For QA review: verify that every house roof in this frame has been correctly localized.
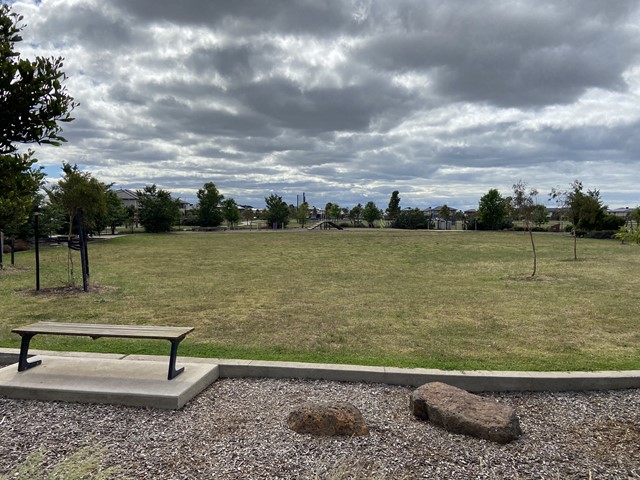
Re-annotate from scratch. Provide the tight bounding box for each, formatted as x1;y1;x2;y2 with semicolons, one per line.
114;189;138;200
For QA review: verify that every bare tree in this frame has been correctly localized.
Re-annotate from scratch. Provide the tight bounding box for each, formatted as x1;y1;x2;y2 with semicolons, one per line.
511;180;538;277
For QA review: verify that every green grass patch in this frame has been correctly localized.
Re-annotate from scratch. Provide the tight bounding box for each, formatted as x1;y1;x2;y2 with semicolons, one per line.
1;230;639;371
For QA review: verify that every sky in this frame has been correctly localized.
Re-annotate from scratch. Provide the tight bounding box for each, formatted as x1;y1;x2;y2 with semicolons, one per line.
8;0;640;210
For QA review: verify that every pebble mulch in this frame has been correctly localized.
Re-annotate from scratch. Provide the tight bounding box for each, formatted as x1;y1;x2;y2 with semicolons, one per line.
1;377;639;479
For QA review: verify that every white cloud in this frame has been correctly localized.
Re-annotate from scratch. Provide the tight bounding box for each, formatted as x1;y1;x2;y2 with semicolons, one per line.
9;0;640;209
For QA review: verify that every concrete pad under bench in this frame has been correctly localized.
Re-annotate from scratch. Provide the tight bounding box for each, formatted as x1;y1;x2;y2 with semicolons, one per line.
0;356;219;409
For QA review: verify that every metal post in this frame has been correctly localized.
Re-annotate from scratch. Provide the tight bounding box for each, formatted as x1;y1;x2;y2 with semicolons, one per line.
34;208;40;291
76;208;89;292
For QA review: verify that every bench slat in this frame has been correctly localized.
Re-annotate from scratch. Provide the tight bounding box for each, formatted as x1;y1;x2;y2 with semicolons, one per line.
12;322;194;341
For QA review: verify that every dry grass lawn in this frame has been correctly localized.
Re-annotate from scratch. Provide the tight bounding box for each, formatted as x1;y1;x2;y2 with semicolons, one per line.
1;229;638;371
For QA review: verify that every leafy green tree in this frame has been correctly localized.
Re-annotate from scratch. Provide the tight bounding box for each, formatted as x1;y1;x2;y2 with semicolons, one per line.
532;204;549;227
477;189;509;230
46;164;107;284
137;184;181;233
296;202;309;227
46;163;107;236
242;207;254;226
1;5;76;265
328;203;341;221
1;5;77;154
439;205;451;222
393;208;427;229
196;182;224;227
362;201;382;227
221;198;240;229
104;189;127;235
631;207;640;229
264;194;289;228
511;180;539;277
550;180;605;260
387;191;401;221
349;203;363;226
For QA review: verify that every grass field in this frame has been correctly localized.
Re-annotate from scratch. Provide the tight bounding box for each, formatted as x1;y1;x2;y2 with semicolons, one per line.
1;229;639;371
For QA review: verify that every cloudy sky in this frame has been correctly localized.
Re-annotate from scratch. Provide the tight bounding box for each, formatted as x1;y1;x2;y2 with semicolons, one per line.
10;0;640;210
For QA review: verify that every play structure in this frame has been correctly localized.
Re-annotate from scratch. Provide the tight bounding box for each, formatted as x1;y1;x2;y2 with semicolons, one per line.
307;220;343;230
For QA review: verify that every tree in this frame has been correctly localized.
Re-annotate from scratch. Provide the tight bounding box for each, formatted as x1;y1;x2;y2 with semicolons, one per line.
477;189;509;230
392;208;427;229
0;155;44;268
196;182;224;227
1;5;76;266
137;185;181;233
328;203;341;222
439;205;451;222
511;180;539;277
45;164;107;284
221;198;240;229
550;180;605;260
532;204;549;227
103;189;126;235
46;163;107;237
264;194;289;228
349;203;363;226
387;191;401;221
631;207;640;229
296;202;309;227
362;201;382;227
1;5;77;155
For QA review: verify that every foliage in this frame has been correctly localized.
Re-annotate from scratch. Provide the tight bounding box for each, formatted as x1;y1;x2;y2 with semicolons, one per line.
362;201;382;227
46;163;107;236
264;194;289;228
392;208;429;229
439;204;451;221
104;189;126;235
349;203;363;225
136;184;181;233
550;180;606;260
0;5;77;155
532;204;549;226
296;202;309;227
631;207;640;228
0;152;44;237
477;189;509;230
0;5;76;245
328;203;341;221
511;180;539;277
221;198;240;229
386;190;401;220
196;182;224;227
614;226;640;244
243;206;255;225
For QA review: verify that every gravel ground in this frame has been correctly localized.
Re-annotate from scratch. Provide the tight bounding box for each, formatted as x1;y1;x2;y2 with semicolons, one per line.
1;377;639;479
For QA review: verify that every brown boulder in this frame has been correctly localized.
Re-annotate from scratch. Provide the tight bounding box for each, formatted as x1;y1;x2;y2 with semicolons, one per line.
410;382;521;444
2;239;30;253
287;402;369;436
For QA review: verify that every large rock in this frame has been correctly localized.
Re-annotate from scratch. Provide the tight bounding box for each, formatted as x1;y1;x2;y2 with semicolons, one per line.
287;402;369;436
410;382;521;444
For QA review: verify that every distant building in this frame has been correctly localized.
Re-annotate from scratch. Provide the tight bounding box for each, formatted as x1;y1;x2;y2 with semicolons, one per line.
114;189;139;209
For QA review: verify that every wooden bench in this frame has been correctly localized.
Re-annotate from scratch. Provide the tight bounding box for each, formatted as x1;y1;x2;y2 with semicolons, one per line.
12;322;195;380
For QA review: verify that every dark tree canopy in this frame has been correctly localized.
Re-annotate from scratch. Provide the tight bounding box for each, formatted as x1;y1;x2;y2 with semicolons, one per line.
137;184;181;233
197;182;224;227
387;191;401;220
477;189;509;230
362;201;382;227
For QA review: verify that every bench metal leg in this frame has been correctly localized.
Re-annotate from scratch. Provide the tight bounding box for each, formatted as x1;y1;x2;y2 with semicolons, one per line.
17;334;42;372
167;339;185;380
